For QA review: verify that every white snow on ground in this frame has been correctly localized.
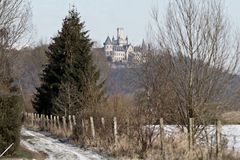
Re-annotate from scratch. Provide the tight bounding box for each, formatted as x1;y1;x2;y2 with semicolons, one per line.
192;125;240;150
147;125;240;150
222;125;240;150
21;128;106;160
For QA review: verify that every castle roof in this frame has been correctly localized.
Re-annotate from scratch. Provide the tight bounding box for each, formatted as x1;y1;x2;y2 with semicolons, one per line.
134;46;142;52
104;36;112;45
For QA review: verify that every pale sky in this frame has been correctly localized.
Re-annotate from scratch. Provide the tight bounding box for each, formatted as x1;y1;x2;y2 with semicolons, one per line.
31;0;240;46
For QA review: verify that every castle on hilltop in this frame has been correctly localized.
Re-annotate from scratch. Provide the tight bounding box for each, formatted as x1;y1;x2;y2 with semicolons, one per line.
103;28;147;63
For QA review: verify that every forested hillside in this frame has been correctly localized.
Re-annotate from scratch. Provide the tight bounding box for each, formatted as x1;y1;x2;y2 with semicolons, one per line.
10;46;240;112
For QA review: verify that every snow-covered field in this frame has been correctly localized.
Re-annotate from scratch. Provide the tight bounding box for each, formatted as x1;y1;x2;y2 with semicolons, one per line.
150;125;240;150
222;125;240;150
21;128;106;160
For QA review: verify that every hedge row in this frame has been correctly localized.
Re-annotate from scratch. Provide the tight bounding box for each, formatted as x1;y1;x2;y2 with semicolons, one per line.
0;93;23;155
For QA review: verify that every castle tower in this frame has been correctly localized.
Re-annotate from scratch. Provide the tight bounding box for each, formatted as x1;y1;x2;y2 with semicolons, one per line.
103;36;112;56
117;28;127;46
142;39;147;51
117;27;124;39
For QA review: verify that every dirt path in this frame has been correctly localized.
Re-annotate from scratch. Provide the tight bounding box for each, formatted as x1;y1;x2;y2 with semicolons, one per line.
20;128;105;160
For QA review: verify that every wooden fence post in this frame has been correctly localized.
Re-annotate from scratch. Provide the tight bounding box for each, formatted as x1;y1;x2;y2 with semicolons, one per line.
160;118;165;157
46;115;49;131
72;115;76;126
50;115;53;132
40;114;43;129
26;112;28;127
69;115;73;134
90;117;95;139
113;117;118;144
33;113;36;127
43;114;46;130
31;113;34;127
53;116;57;134
82;119;85;133
56;116;60;134
62;116;67;135
24;112;27;126
189;118;193;152
101;117;105;129
25;112;29;126
216;120;222;160
25;112;28;126
35;113;38;127
36;114;39;128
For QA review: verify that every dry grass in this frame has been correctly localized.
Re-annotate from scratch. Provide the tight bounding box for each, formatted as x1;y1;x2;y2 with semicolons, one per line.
2;145;46;160
86;131;240;160
221;111;240;124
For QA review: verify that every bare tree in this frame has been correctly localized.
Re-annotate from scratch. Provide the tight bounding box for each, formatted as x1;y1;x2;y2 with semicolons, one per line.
91;48;110;83
147;0;240;137
0;0;31;91
0;0;31;48
53;82;79;117
135;51;174;116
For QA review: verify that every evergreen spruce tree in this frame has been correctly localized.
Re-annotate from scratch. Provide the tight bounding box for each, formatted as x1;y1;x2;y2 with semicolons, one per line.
33;9;105;115
33;28;67;115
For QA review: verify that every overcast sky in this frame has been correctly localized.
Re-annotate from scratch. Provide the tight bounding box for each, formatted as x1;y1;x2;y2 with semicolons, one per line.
31;0;240;46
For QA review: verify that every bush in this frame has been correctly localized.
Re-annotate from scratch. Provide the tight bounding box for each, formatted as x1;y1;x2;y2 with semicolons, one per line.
0;93;23;155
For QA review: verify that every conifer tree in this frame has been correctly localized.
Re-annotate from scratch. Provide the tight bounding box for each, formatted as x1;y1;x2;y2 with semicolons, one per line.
33;9;105;115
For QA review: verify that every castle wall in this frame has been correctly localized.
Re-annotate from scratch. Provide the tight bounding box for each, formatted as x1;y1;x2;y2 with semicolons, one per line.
104;44;112;56
112;51;126;62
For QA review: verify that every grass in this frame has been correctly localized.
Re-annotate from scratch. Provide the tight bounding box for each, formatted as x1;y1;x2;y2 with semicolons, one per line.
2;146;34;159
12;147;34;159
221;111;240;124
1;146;46;160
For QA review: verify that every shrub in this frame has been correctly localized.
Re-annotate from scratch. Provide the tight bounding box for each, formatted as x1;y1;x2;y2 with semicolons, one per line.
0;93;23;156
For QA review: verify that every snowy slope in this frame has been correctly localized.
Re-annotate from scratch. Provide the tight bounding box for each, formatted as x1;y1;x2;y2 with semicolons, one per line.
21;128;106;160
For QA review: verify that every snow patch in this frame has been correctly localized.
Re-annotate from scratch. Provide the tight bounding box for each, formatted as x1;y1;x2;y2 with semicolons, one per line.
21;128;105;160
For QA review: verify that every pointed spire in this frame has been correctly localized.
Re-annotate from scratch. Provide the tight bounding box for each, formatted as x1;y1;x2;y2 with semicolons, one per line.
142;39;147;50
104;36;112;45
